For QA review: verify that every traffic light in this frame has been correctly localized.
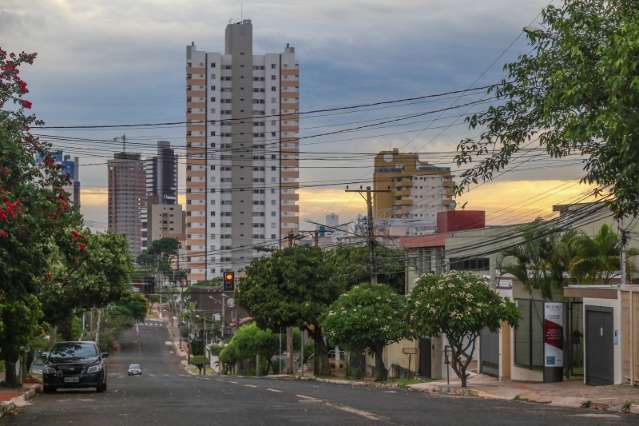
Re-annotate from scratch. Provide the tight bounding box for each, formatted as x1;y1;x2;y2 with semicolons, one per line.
223;271;235;292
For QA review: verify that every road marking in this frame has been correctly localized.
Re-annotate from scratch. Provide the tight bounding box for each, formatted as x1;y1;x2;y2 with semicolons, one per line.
243;384;258;388
266;388;283;393
149;373;156;377
573;414;620;419
296;394;319;401
230;381;238;384
323;401;380;421
296;394;380;421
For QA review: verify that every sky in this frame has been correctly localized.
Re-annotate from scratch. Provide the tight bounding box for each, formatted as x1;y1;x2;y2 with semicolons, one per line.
2;0;596;231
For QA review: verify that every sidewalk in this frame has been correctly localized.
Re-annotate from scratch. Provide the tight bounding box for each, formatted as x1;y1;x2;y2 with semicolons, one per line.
0;381;41;419
409;374;639;414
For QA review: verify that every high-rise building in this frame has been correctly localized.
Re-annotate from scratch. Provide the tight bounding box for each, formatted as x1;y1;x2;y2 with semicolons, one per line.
108;152;147;255
185;20;299;282
145;141;185;243
48;150;80;206
373;149;454;236
145;141;178;205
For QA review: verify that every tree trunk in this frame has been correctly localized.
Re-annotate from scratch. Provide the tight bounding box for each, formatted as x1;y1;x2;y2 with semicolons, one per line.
373;343;387;382
312;329;330;377
3;351;20;387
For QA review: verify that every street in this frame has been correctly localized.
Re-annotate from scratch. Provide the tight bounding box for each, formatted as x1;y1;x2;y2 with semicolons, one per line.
1;322;634;425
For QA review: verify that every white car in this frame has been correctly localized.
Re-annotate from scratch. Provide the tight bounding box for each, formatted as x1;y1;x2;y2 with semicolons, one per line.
127;364;142;376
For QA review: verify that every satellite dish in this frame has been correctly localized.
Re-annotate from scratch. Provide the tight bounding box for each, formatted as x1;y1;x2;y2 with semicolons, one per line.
227;297;235;308
449;200;457;209
383;153;393;163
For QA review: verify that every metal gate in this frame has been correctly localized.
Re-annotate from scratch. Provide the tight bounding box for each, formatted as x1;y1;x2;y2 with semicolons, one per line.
480;327;499;377
585;306;614;385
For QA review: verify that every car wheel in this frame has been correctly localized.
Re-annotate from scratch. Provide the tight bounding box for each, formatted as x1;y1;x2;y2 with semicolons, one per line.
43;385;56;394
96;382;107;393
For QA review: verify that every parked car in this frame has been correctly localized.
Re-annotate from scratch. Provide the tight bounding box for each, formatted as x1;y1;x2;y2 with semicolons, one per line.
42;341;108;393
128;363;142;376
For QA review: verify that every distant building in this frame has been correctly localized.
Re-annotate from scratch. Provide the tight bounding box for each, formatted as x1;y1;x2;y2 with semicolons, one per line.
185;20;300;282
145;141;185;242
145;141;178;205
326;213;339;229
49;150;80;206
108;152;146;255
373;148;454;236
148;203;185;242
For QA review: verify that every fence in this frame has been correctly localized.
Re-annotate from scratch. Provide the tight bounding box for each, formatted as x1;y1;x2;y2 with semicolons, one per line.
621;288;639;384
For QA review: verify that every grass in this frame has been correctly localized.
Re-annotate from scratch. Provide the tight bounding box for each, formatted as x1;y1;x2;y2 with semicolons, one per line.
385;377;432;388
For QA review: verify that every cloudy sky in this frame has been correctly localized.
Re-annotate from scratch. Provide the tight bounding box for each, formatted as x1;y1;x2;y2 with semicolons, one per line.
2;0;594;230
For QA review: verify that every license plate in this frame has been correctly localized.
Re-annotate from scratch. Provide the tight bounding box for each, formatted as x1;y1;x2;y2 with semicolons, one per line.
64;376;80;383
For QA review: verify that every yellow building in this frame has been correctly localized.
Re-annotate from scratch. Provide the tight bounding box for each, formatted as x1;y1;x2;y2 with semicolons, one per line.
373;149;454;235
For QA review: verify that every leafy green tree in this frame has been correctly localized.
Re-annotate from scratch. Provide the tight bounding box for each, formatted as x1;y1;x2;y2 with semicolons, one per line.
502;225;580;299
322;284;408;381
571;224;638;283
0;48;82;386
238;245;341;376
136;237;179;276
407;272;519;387
39;231;134;339
454;0;639;217
326;245;406;294
218;323;278;375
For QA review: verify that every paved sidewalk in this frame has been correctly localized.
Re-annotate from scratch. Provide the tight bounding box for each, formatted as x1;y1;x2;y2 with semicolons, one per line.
0;383;41;419
409;374;639;413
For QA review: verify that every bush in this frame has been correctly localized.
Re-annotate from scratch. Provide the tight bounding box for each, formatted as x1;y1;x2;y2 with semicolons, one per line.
190;355;208;367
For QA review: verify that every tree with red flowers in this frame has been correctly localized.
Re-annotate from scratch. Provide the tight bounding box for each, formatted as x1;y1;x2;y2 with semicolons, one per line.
0;47;83;387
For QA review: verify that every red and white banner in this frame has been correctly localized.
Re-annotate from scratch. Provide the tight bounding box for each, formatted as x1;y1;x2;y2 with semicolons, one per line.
544;302;563;367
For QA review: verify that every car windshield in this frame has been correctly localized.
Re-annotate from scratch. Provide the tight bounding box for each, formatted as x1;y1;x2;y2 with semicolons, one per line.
48;343;98;362
129;364;140;369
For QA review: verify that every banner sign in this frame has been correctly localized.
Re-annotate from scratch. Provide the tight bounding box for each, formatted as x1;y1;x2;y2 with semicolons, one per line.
544;302;563;367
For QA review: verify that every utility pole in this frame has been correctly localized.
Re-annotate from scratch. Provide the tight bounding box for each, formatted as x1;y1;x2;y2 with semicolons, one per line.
620;216;628;286
286;231;295;374
345;185;390;285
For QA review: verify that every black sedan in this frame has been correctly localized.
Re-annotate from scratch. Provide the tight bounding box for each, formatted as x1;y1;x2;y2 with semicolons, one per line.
42;341;108;393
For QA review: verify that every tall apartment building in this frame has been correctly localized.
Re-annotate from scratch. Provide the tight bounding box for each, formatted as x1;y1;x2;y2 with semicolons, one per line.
373;149;454;236
108;152;147;255
185;20;300;282
145;141;185;242
145;141;178;205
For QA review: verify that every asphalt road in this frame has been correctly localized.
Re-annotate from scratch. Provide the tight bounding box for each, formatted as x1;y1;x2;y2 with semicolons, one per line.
3;321;636;425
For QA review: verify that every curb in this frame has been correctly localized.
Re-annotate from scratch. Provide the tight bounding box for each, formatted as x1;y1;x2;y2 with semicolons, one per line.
268;375;421;392
0;384;41;419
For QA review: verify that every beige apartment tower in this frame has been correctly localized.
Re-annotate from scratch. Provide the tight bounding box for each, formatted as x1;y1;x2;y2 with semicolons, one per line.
185;20;300;282
373;149;454;235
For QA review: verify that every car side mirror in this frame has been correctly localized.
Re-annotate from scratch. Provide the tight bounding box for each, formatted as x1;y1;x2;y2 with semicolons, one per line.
101;352;109;358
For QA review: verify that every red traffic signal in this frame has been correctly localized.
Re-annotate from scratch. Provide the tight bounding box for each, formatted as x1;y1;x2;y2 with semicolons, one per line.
223;271;235;292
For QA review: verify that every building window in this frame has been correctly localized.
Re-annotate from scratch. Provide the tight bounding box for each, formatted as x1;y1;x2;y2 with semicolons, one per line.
514;299;545;369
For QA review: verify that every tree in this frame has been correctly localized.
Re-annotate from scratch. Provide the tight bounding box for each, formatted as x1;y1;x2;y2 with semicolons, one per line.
454;0;639;217
571;224;637;283
39;231;134;339
502;225;580;299
136;237;179;276
218;323;278;375
326;245;406;294
322;284;408;381
0;48;82;386
238;245;341;376
407;272;519;387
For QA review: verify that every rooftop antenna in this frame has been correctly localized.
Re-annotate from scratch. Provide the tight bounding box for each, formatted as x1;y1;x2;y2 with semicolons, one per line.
240;0;244;20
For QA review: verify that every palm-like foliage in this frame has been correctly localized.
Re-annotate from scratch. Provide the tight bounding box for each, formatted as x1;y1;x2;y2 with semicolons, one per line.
503;224;636;297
